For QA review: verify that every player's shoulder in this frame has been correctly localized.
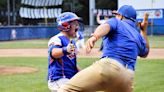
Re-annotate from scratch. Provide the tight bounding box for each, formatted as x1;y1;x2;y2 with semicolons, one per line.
49;33;63;39
107;17;119;22
48;33;64;46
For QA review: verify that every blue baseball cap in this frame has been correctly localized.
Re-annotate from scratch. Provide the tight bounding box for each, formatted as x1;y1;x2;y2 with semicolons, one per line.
116;5;137;21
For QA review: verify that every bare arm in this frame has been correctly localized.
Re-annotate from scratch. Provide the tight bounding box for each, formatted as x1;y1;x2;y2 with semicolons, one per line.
96;14;102;24
51;41;76;58
86;24;110;53
140;13;150;57
51;48;64;58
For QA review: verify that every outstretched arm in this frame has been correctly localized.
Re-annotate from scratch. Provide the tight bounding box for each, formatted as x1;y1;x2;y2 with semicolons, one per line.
140;13;150;57
96;14;102;24
86;24;110;53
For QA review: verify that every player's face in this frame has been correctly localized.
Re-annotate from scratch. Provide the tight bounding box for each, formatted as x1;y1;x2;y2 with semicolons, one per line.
115;14;123;20
68;21;79;38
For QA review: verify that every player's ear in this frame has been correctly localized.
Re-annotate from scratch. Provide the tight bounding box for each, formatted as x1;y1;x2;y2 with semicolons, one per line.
116;14;122;20
120;15;124;20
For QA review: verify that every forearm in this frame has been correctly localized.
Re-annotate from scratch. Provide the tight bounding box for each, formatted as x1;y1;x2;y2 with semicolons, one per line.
92;24;110;41
86;24;110;53
140;30;150;52
140;13;150;57
51;48;64;58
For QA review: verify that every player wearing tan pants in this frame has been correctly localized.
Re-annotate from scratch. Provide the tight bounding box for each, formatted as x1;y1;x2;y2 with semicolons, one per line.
58;5;149;92
58;58;134;92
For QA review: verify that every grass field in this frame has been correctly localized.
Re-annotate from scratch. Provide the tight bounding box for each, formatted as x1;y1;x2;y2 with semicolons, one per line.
0;36;164;49
0;57;164;92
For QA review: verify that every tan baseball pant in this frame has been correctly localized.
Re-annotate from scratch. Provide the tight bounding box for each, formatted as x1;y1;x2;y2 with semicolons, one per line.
58;58;134;92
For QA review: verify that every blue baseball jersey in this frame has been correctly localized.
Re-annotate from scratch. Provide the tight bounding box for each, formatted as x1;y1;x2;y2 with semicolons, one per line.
47;33;78;81
102;18;148;70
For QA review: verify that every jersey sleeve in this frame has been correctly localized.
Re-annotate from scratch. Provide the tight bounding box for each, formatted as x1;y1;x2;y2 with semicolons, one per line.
48;37;62;53
48;36;62;46
106;18;118;33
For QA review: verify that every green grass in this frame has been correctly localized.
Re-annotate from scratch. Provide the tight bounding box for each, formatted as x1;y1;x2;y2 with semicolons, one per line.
148;36;164;48
0;57;48;92
134;59;164;92
0;57;163;92
0;39;48;49
0;36;164;49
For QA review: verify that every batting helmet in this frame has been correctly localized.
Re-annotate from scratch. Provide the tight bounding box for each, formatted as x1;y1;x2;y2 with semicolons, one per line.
116;5;137;21
56;12;80;31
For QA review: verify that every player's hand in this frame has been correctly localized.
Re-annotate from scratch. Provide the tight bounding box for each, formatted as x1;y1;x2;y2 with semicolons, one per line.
140;13;149;31
66;41;75;54
85;36;97;53
97;13;101;16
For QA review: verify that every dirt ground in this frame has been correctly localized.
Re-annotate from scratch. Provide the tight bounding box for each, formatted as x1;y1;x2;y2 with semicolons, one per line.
0;48;164;59
0;66;38;75
0;48;163;75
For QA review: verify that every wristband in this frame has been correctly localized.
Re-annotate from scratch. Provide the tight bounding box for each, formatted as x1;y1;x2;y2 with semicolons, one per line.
92;34;99;41
62;47;68;55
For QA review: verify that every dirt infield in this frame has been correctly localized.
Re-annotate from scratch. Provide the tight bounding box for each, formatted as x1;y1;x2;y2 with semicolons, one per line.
0;66;38;75
0;48;163;59
0;48;163;75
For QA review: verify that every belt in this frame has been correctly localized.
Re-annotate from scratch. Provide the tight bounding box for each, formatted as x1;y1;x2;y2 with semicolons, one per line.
101;57;134;71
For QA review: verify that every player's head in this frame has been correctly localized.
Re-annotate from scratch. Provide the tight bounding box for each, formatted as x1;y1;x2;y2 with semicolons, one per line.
56;12;80;32
114;5;136;22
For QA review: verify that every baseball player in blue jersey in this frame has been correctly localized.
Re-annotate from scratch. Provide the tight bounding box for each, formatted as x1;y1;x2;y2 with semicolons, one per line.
76;31;85;52
58;5;150;92
47;12;81;92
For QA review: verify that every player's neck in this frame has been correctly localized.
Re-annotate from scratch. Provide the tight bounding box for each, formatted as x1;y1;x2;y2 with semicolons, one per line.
61;32;70;39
